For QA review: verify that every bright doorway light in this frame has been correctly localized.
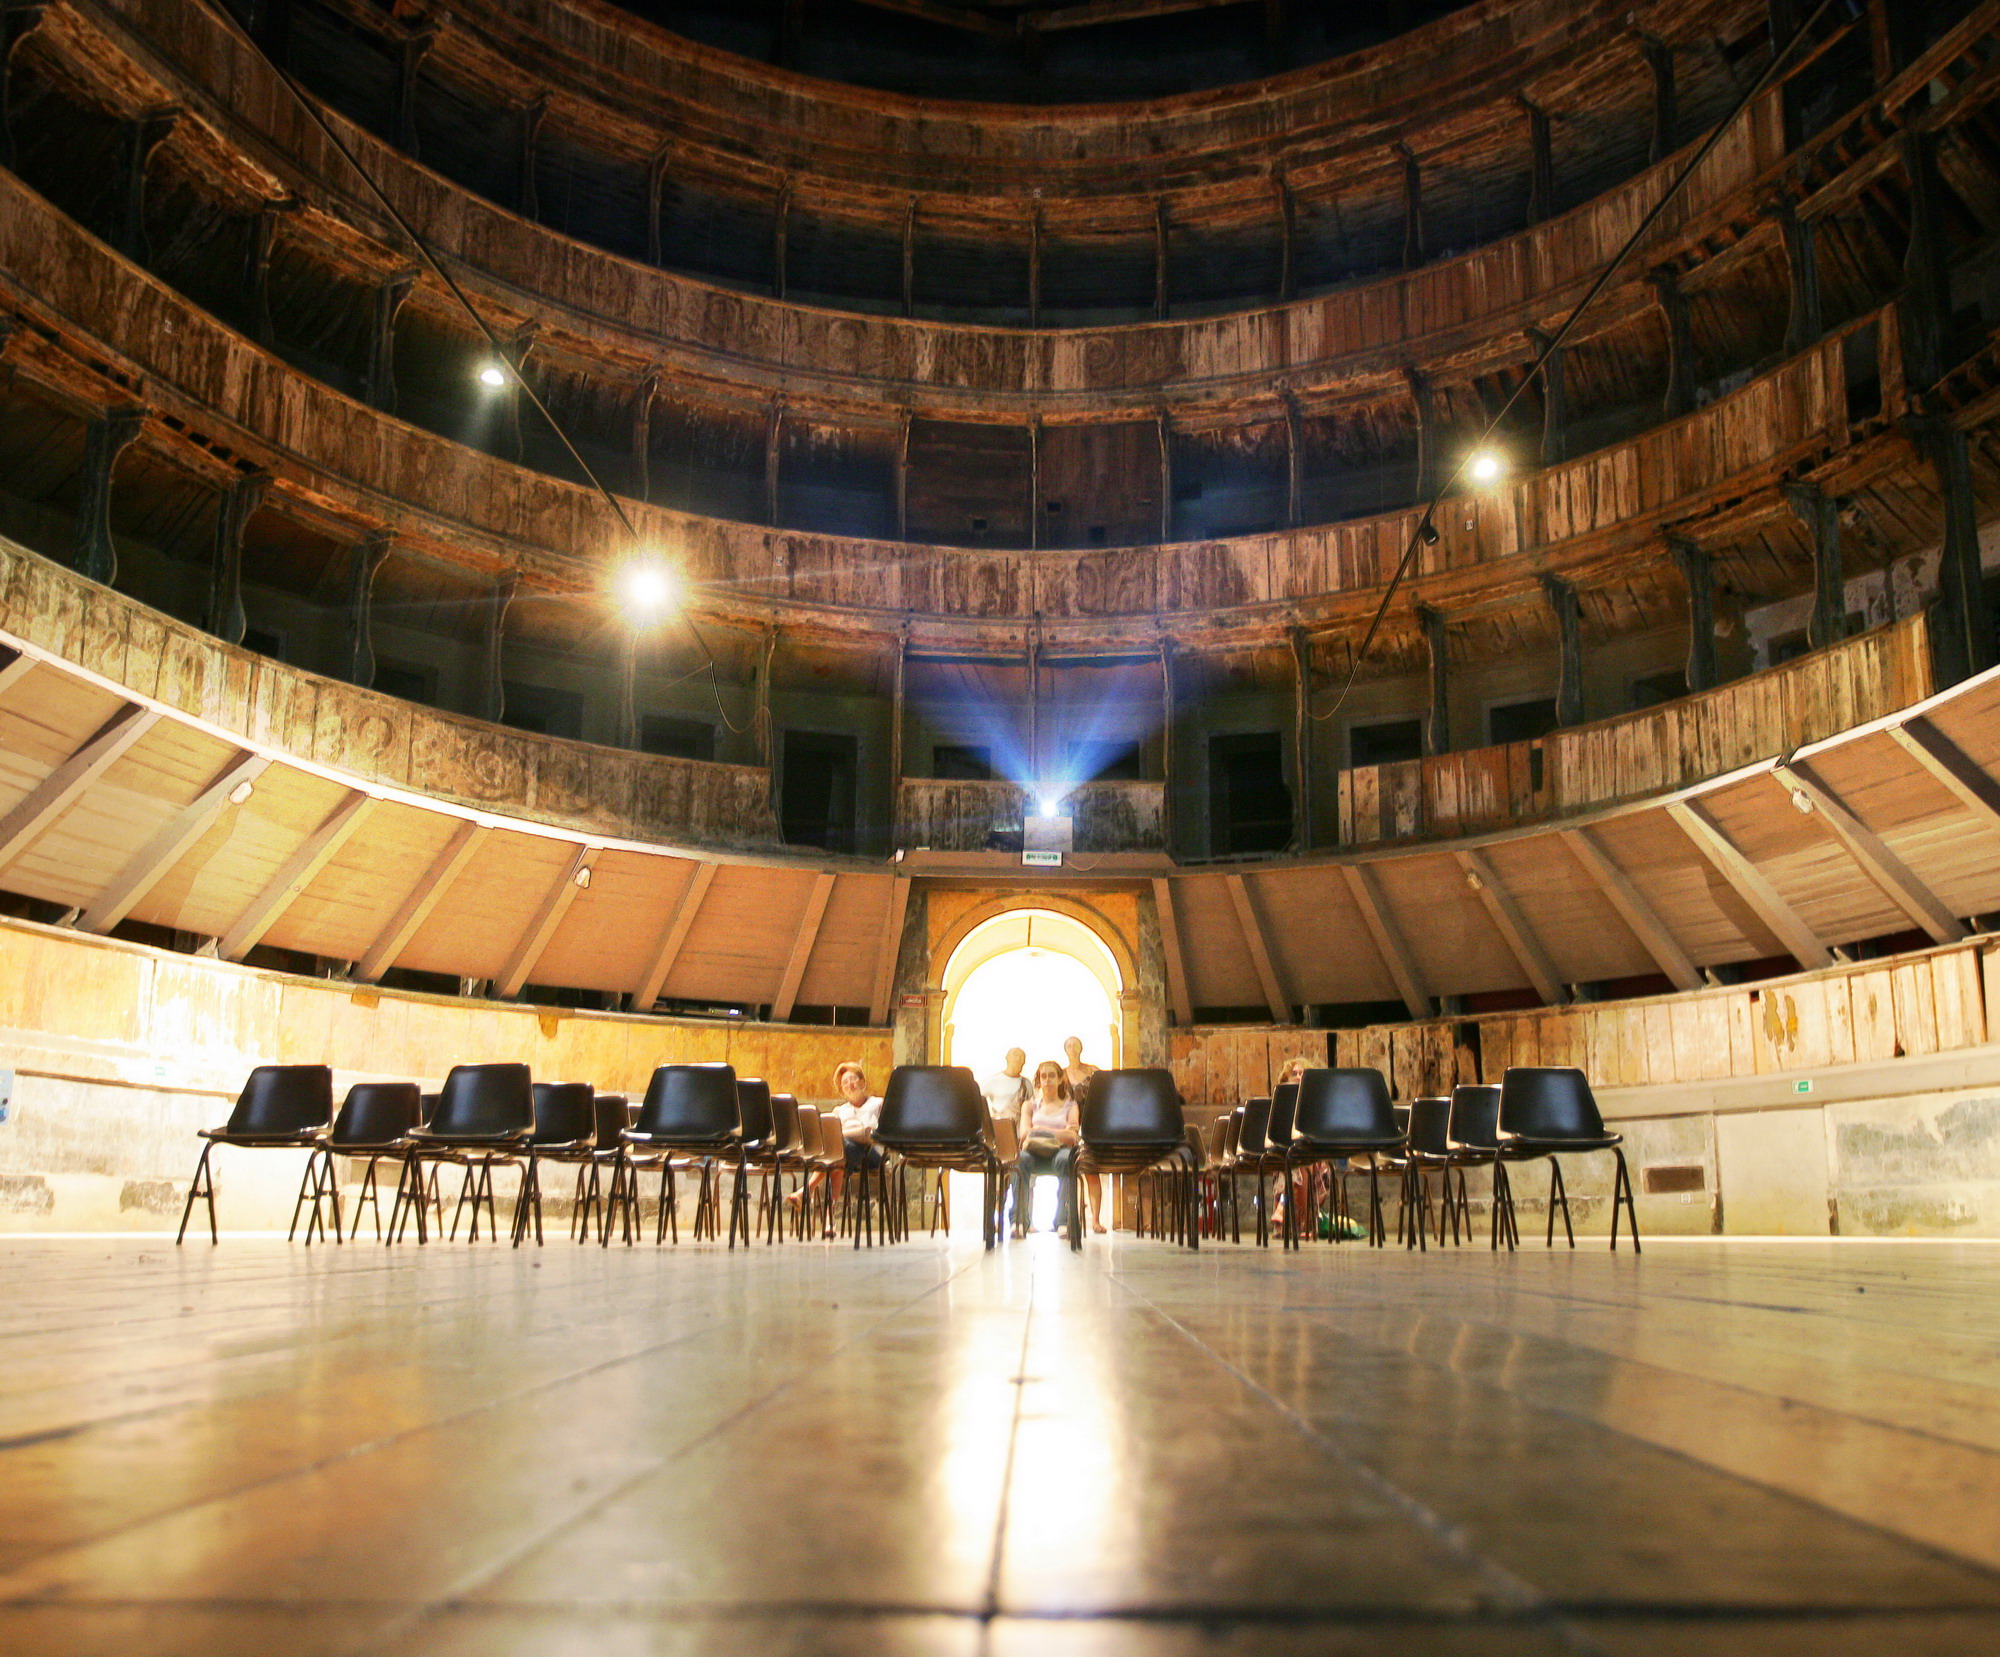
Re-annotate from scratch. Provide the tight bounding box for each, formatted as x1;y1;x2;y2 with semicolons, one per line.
947;948;1116;1090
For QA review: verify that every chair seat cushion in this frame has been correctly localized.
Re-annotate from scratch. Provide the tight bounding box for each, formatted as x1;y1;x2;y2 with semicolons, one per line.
1292;1131;1405;1152
1500;1133;1623;1154
408;1127;527;1146
625;1129;735;1148
203;1129;321;1146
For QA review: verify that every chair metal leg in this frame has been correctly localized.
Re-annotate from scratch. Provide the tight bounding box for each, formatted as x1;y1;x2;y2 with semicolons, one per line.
176;1142;218;1245
1547;1156;1574;1248
1610;1146;1642;1253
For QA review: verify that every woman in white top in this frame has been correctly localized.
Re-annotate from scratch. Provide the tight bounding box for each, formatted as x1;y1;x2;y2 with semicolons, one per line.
1011;1059;1079;1236
832;1060;885;1173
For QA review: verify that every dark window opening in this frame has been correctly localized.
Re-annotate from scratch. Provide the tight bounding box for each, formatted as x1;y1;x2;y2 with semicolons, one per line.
500;681;585;739
378;965;463;998
1488;698;1559;745
242;626;284;661
1209;731;1291;855
1629;670;1689;711
933;743;994;780
1309;1001;1409;1029
1066;739;1144;783
1348;718;1423;767
641;715;716;761
782;729;859;853
1769;629;1811;666
1088;525;1108;545
372;658;437;706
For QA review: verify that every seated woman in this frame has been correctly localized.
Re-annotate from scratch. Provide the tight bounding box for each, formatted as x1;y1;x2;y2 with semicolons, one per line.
833;1060;885;1176
1012;1060;1079;1237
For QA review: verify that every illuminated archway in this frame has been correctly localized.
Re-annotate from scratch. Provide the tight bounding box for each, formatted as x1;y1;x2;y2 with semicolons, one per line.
940;907;1124;1083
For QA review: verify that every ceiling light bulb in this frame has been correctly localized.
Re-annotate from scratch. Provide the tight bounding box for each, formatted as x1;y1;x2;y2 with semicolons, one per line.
1039;795;1059;819
478;363;507;388
574;865;592;889
1469;450;1503;483
619;560;677;622
1790;788;1815;814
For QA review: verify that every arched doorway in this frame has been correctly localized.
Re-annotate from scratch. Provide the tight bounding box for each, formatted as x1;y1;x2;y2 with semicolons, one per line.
940;907;1124;1080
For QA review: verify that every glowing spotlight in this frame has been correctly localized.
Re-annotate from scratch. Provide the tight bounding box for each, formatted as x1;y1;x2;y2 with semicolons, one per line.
1038;794;1061;819
1468;449;1504;484
478;362;507;388
618;558;677;623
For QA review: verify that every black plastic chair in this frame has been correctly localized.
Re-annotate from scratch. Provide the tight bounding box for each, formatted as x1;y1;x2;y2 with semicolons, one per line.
523;1082;598;1246
874;1066;1005;1249
406;1063;536;1245
1249;1081;1300;1247
1071;1069;1196;1252
731;1078;777;1247
1497;1067;1641;1252
1402;1094;1458;1249
577;1093;629;1242
308;1081;423;1244
1444;1083;1514;1250
1223;1094;1272;1244
618;1064;741;1247
177;1065;334;1245
1284;1069;1405;1248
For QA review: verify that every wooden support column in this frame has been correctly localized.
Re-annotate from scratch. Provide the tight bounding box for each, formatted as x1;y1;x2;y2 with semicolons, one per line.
1908;417;1991;686
1650;268;1697;419
1395;142;1422;269
207;473;269;647
764;398;784;527
1403;366;1434;502
478;572;518;724
772;178;792;301
900;197;916;317
345;532;388;689
1420;605;1450;757
1769;0;1803;150
1899;131;1952;394
1525;327;1566;466
630;372;658;503
1025;623;1041;784
83;751;269;935
1153;199;1170;320
1888;717;2000;836
894;412;911;539
1275;174;1296;302
1151;878;1193;1027
243;200;289;348
1783;482;1845;651
219;790;376;960
355;820;487;981
1560;826;1701;990
394;28;435;155
1541;573;1584;727
1456;849;1565;1005
363;275;415;414
1028;418;1042;549
1340;864;1432;1020
1866;0;1909;85
867;873;910;1028
73;409;144;587
517;95;547;221
1027;207;1042;327
495;844;599;1000
888;623;907;848
118;109;177;264
1282;392;1303;529
1226;873;1291;1025
646;145;670;266
1635;31;1677;165
1666;797;1831;969
1773;760;1966;944
1289;626;1313;850
1158;636;1177;853
632;860;715;1010
772;871;836;1022
0;4;49;173
1767;193;1823;356
1519;95;1554;226
754;626;778;773
1155;411;1173;542
0;703;161;874
1668;534;1717;692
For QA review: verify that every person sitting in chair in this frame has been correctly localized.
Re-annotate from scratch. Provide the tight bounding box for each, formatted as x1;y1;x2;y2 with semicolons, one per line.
1013;1060;1078;1237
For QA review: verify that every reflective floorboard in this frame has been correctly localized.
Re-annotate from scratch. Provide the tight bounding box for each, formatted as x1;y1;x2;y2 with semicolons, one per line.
1;1235;1996;1654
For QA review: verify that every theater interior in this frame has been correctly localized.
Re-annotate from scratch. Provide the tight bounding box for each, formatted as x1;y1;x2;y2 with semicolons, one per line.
3;0;2000;1651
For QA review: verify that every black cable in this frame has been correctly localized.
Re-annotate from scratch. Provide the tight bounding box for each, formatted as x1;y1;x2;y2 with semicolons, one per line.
1309;0;1841;723
205;1;753;733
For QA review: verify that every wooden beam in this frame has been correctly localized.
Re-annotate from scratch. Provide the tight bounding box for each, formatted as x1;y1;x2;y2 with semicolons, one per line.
494;842;599;999
1665;798;1832;970
1225;873;1290;1025
1454;848;1565;1006
772;871;836;1023
82;751;270;934
0;703;160;873
1773;760;1965;944
1340;863;1432;1021
631;860;716;1010
219;788;375;960
1560;827;1701;991
1152;877;1193;1027
0;648;40;702
868;873;910;1028
1887;717;2000;836
356;820;489;982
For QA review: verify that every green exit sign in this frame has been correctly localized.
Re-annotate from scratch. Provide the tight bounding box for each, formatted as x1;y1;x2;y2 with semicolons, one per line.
1794;1079;1814;1095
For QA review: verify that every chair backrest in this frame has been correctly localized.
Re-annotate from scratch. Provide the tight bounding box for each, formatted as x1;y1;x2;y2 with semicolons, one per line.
226;1065;334;1136
1499;1067;1607;1139
1393;1103;1411;1136
531;1081;596;1145
1080;1069;1183;1145
1266;1081;1300;1148
1448;1083;1503;1150
1224;1109;1242;1159
591;1094;629;1150
1206;1115;1229;1161
1407;1095;1453;1157
877;1065;985;1145
735;1078;774;1147
1292;1069;1398;1143
818;1113;844;1160
634;1064;740;1140
1238;1095;1272;1155
795;1105;822;1158
769;1093;800;1153
429;1064;534;1137
329;1082;419;1147
418;1091;439;1126
992;1113;1019;1160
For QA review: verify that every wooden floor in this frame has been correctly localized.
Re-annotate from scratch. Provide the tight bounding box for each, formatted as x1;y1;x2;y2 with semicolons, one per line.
1;1233;1998;1655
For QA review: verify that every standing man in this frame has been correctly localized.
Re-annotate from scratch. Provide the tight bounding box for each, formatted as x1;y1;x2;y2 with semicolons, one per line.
982;1047;1030;1126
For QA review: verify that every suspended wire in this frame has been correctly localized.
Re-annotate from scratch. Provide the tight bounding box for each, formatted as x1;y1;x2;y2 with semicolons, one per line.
210;1;753;733
1308;0;1841;722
